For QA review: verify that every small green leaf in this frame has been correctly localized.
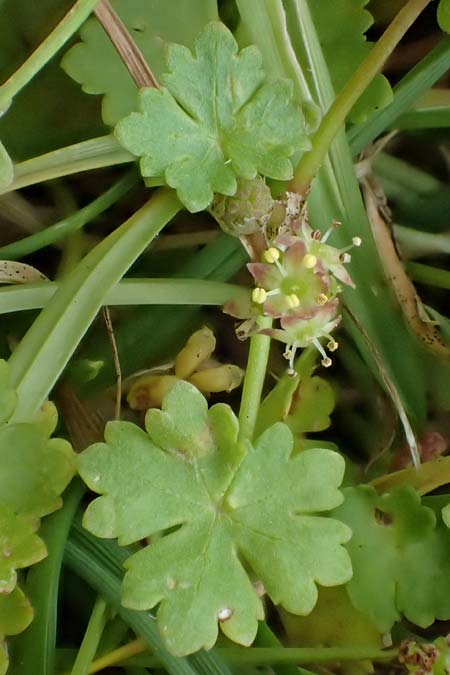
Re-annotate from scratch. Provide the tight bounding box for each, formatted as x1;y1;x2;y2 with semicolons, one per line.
286;376;335;434
0;424;75;519
438;0;450;33
0;360;76;518
309;0;393;122
78;380;351;656
61;0;218;126
0;586;33;636
334;485;450;631
0;506;46;594
115;22;310;212
0;142;13;191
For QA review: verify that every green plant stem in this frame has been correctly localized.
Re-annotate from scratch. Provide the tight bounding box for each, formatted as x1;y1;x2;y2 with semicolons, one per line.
372;152;442;195
0;171;137;259
71;597;109;675
0;279;245;314
0;0;100;114
291;0;432;194
394;224;450;259
0;136;134;195
406;262;450;290
349;38;450;155
77;642;397;671
238;316;272;443
7;189;181;421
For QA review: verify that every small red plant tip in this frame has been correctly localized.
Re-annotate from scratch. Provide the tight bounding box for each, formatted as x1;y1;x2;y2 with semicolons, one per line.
312;229;322;241
332;219;341;229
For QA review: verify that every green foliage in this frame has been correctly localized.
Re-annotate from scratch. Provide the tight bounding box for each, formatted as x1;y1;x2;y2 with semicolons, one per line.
0;507;46;594
0;586;33;637
281;586;382;648
115;22;310;212
0;359;76;672
61;0;218;126
438;0;450;33
308;0;393;122
334;486;450;631
255;367;335;445
0;142;13;191
78;380;351;656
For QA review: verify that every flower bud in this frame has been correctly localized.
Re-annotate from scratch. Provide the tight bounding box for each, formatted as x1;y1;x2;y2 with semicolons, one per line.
128;375;180;410
175;327;216;379
211;176;274;237
189;365;244;394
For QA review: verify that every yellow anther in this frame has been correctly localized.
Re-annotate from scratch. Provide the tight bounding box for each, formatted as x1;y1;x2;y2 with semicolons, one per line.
352;236;362;247
327;340;339;352
285;294;300;309
316;293;328;306
252;287;267;304
263;247;280;264
302;254;317;269
321;357;332;368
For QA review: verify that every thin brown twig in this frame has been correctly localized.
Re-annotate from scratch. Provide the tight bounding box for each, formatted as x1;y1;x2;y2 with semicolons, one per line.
103;306;122;421
94;0;159;89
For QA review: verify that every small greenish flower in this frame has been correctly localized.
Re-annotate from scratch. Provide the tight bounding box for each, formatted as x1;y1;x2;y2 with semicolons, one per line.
248;242;335;318
263;300;341;371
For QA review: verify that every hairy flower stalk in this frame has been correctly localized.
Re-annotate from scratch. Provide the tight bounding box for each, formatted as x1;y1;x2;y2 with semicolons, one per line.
225;190;361;371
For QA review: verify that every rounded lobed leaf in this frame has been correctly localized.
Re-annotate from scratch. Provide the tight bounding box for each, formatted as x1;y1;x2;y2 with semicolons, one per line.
334;485;450;631
0;424;76;518
0;506;46;595
0;585;33;636
61;0;218;125
115;22;310;212
79;380;351;655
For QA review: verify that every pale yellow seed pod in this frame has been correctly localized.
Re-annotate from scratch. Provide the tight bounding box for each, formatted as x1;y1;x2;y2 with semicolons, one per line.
252;287;267;304
302;254;317;269
189;365;244;394
263;247;280;264
127;374;180;410
174;326;216;379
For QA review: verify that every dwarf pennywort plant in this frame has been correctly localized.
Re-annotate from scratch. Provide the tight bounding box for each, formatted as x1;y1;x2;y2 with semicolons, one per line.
2;0;450;670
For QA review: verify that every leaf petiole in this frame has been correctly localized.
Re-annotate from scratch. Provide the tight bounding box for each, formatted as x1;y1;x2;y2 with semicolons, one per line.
238;316;272;443
0;136;134;196
0;171;137;259
70;596;109;675
0;0;100;115
291;0;433;194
